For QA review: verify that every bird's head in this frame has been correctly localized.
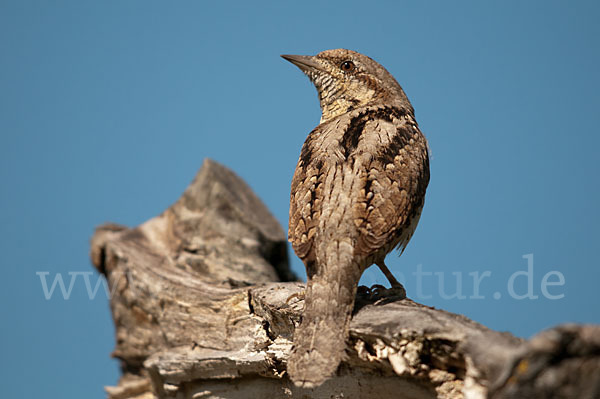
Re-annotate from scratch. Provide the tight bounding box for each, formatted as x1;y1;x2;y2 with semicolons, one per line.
282;49;413;123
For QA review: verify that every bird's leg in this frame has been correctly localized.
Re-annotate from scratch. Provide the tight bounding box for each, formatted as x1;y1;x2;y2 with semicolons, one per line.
373;261;407;299
377;261;402;287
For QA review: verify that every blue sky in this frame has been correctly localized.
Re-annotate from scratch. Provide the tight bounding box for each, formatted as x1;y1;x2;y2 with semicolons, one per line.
1;1;599;397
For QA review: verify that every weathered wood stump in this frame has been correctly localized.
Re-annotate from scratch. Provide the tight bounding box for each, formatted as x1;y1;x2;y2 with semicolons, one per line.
90;159;600;399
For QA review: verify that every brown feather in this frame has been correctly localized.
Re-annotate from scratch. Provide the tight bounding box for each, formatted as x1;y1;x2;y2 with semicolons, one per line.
283;49;430;387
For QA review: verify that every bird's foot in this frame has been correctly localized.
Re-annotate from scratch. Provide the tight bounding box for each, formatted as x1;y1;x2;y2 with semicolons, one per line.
369;283;407;302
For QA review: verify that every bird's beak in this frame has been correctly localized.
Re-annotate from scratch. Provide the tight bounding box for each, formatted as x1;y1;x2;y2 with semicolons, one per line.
281;54;322;73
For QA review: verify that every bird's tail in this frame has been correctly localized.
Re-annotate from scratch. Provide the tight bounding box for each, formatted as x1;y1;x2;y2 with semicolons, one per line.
287;249;362;387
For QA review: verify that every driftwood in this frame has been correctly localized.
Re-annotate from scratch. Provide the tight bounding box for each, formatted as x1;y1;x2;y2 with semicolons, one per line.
91;159;600;399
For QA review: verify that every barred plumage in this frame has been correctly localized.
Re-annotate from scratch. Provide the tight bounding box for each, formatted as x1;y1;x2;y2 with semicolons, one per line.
283;49;430;387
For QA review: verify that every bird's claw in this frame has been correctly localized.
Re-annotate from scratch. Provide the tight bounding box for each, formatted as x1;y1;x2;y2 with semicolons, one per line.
369;283;407;302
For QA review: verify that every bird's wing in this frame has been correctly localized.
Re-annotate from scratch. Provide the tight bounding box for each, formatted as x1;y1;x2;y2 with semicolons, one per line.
289;106;429;262
288;125;327;262
352;107;430;258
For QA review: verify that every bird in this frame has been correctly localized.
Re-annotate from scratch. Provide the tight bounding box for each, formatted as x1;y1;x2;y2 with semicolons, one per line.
281;49;430;387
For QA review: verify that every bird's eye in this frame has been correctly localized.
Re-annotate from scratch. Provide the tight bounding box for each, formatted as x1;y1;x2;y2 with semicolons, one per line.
340;60;355;72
